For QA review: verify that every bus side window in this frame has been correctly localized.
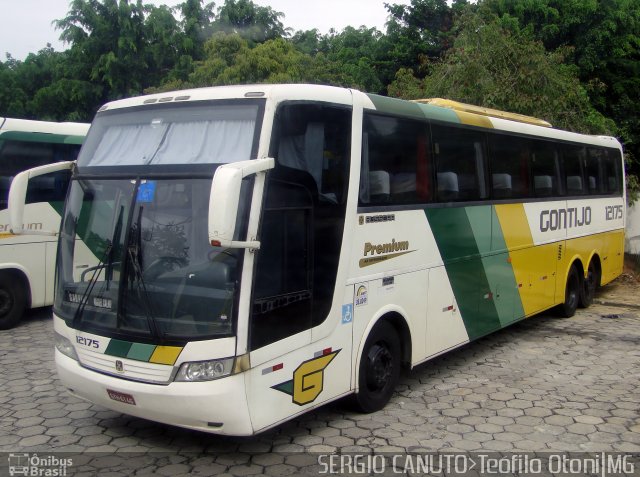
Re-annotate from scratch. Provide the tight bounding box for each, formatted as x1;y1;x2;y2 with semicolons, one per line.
488;134;532;199
562;145;586;196
603;149;622;194
531;141;561;197
585;147;603;194
432;124;488;202
359;114;431;206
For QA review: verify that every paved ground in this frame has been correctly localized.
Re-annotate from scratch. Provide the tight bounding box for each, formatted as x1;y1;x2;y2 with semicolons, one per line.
0;279;639;476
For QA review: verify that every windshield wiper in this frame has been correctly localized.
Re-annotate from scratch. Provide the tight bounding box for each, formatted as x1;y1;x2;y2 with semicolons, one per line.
72;240;113;328
126;206;161;341
72;205;124;328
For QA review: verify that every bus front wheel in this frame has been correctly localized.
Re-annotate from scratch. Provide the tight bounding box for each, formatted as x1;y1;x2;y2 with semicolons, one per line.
354;321;401;413
0;274;27;330
558;265;580;318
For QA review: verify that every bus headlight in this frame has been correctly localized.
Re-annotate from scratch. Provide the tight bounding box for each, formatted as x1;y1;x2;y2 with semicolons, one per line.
54;332;79;361
175;357;234;382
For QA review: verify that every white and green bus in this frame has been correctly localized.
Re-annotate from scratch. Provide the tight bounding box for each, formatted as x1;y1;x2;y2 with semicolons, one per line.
0;118;89;329
9;85;624;435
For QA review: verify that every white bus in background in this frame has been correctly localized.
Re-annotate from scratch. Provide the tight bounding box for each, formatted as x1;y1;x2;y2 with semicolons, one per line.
7;85;624;435
0;118;89;329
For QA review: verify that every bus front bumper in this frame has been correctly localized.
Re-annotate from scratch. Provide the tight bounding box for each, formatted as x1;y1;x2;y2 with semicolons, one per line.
56;350;254;436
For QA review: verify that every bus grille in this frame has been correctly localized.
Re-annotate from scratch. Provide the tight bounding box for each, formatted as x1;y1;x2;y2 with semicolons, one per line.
76;348;174;384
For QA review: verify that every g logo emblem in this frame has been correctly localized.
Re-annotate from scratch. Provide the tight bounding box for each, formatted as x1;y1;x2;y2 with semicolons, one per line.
272;350;340;405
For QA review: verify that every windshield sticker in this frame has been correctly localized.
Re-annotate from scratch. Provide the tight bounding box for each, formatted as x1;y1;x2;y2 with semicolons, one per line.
137;181;156;203
272;349;341;406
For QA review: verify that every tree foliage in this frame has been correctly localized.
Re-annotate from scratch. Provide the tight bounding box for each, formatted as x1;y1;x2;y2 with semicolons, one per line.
389;13;615;134
0;0;638;185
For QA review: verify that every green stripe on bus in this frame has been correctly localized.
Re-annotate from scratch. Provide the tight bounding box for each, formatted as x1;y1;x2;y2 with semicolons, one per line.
486;206;525;325
415;103;461;124
366;94;462;124
0;131;84;145
366;94;426;120
105;339;133;358
425;206;502;339
127;343;156;361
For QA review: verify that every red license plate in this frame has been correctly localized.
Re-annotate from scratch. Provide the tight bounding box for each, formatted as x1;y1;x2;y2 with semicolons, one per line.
107;389;136;405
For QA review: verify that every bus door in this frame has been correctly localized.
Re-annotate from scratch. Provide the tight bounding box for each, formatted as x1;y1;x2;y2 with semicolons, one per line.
245;103;353;432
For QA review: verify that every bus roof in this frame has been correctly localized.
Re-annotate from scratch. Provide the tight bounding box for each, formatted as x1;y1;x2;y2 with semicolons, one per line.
94;84;622;151
0;117;90;136
0;118;90;145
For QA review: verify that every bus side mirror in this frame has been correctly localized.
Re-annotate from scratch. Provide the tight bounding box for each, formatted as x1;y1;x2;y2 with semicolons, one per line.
8;161;75;235
208;158;274;249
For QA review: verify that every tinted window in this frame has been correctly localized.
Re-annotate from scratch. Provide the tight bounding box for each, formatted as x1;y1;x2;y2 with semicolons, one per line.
432;124;487;202
603;149;622;194
272;103;351;205
531;141;561;197
562;145;586;196
0;140;80;208
251;179;312;350
251;103;351;350
360;114;431;206
585;148;603;194
488;134;531;199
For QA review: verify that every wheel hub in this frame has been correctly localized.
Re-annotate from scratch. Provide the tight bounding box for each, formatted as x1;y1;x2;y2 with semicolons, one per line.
0;289;13;316
366;343;393;391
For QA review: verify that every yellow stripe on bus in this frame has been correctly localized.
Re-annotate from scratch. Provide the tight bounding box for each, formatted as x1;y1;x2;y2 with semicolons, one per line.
149;346;183;365
494;204;556;316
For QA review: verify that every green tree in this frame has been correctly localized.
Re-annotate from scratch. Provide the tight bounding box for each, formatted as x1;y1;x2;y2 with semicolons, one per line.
212;0;288;42
481;0;640;172
389;13;615;134
55;0;149;100
383;0;470;75
184;33;312;86
178;0;214;60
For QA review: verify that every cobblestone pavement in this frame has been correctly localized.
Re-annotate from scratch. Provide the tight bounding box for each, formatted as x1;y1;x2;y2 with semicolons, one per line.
0;282;639;476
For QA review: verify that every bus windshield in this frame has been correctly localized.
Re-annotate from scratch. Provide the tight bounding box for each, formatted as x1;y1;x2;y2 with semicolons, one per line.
77;101;261;168
54;177;242;342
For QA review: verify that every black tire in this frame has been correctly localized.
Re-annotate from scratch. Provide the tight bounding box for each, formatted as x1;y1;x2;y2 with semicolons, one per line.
579;261;599;308
557;265;580;318
0;274;27;330
354;321;401;413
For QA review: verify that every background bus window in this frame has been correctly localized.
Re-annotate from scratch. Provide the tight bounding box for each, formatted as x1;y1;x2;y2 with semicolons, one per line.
562;145;586;196
432;124;487;202
488;134;531;199
531;141;561;197
0;140;78;208
359;114;431;206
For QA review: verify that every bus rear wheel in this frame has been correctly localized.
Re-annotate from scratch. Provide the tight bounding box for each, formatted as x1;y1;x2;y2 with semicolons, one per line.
0;274;27;330
354;321;401;413
557;265;580;318
579;261;599;308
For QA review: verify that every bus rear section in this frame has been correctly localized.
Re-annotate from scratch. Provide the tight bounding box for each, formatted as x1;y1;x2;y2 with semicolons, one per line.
0;118;89;329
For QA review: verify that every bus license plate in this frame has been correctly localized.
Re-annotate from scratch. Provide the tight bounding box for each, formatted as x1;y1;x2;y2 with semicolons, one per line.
107;389;136;405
